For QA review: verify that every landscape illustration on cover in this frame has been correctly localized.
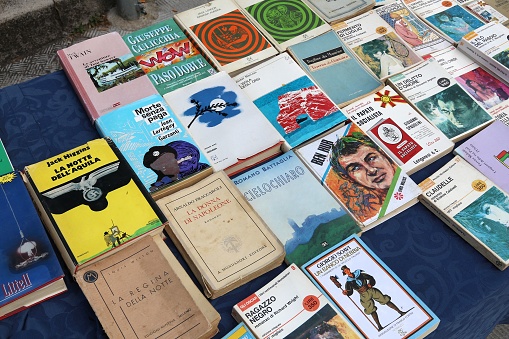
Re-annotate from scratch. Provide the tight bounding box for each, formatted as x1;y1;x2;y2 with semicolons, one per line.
86;53;145;93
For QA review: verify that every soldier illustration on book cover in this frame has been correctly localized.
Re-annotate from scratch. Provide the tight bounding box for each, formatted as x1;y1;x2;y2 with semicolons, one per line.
85;54;145;93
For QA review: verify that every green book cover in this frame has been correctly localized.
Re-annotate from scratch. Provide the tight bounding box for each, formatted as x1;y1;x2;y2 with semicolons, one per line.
0;139;14;176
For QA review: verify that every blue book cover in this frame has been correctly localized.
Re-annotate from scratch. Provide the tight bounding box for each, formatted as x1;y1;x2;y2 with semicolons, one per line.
221;322;256;339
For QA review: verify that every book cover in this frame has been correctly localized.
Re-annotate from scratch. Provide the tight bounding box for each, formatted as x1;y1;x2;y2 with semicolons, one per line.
342;85;454;174
419;155;509;270
334;10;423;80
0;172;66;319
388;58;493;142
295;123;421;229
301;0;375;24
233;151;362;267
232;263;362;339
57;32;158;121
234;53;348;148
23;138;166;274
0;139;14;176
163;71;284;176
122;19;217;95
302;235;440;338
222;322;256;339
465;0;509;25
95;94;212;199
287;31;384;107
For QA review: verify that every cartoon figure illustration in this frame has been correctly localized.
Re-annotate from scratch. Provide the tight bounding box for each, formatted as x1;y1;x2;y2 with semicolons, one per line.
103;231;120;248
266;4;303;29
213;24;249;49
390;12;423;47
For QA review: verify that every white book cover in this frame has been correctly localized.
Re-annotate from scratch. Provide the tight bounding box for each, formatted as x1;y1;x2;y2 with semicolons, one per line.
301;0;376;24
465;0;509;25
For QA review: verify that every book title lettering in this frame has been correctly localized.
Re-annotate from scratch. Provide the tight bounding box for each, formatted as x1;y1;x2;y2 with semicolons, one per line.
149;58;208;85
2;273;32;299
310;139;334;166
313;245;361;276
336;24;362;38
137;41;190;68
349;106;383;127
394;74;423;90
111;271;173;307
66;49;92;60
183;196;232;224
471;34;499;48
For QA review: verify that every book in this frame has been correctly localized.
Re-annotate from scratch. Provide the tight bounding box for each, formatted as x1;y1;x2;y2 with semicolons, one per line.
57;32;158;122
155;171;285;298
163;71;284;176
301;0;375;24
419;155;509;270
0;139;14;176
222;322;256;339
233;53;348;148
342;85;454;174
122;19;217;95
0;172;66;320
235;0;331;52
333;10;423;80
233;150;362;267
302;235;440;338
287;31;384;108
23;138;167;275
387;58;493;142
95;94;213;199
295;122;421;230
464;0;509;25
232;263;362;339
76;234;220;338
174;0;278;75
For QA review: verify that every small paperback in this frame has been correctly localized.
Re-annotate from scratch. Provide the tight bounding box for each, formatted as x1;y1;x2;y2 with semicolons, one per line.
334;10;423;80
388;58;493;142
464;0;509;26
95;94;213;199
233;53;348;148
343;85;454;174
232;263;362;339
302;235;440;338
0;172;66;320
0;139;14;176
419;155;509;270
222;322;256;339
295;122;421;230
155;171;285;298
301;0;375;24
233;150;362;267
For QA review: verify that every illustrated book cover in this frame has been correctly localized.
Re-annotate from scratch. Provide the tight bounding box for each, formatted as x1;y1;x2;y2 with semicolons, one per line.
233;150;362;267
57;32;158;122
0;172;66;320
295;122;421;230
464;0;509;26
233;52;348;148
222;322;256;339
163;71;284;176
95;94;213;199
232;263;362;339
287;31;384;108
122;19;217;95
342;85;454;175
301;0;375;24
302;235;440;338
0;139;14;176
155;170;285;299
23;138;167;275
419;155;509;270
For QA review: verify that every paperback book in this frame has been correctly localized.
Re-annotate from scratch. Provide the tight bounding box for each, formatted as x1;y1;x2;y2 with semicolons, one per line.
464;0;509;25
0;139;13;176
301;0;376;24
222;322;256;339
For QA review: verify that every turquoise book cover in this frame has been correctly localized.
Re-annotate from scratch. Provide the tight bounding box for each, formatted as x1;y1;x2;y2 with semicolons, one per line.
0;139;14;176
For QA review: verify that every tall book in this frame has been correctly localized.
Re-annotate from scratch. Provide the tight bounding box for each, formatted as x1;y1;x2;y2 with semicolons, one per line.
233;53;348;148
75;234;220;338
0;172;66;320
302;235;440;338
23;138;167;275
419;155;509;270
232;263;363;339
387;58;493;142
0;139;14;176
57;32;158;122
233;151;362;267
95;94;213;199
333;10;423;80
301;0;375;24
163;71;284;177
287;31;384;108
155;171;285;299
174;0;278;75
122;19;217;95
295;122;421;230
235;0;331;52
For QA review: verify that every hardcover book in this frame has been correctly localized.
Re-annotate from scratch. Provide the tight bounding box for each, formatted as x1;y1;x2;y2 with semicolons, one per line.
155;171;285;299
301;0;376;24
57;32;158;122
232;263;362;339
302;235;440;338
95;94;213;199
342;85;454;175
419;155;509;270
122;19;217;95
233;53;348;148
23;138;167;275
0;139;14;176
0;172;66;320
287;31;384;108
174;0;278;75
387;58;493;142
233;151;362;267
295;123;421;230
163;71;284;176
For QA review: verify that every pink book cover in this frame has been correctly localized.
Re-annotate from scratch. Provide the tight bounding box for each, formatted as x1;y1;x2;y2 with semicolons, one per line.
57;32;157;122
